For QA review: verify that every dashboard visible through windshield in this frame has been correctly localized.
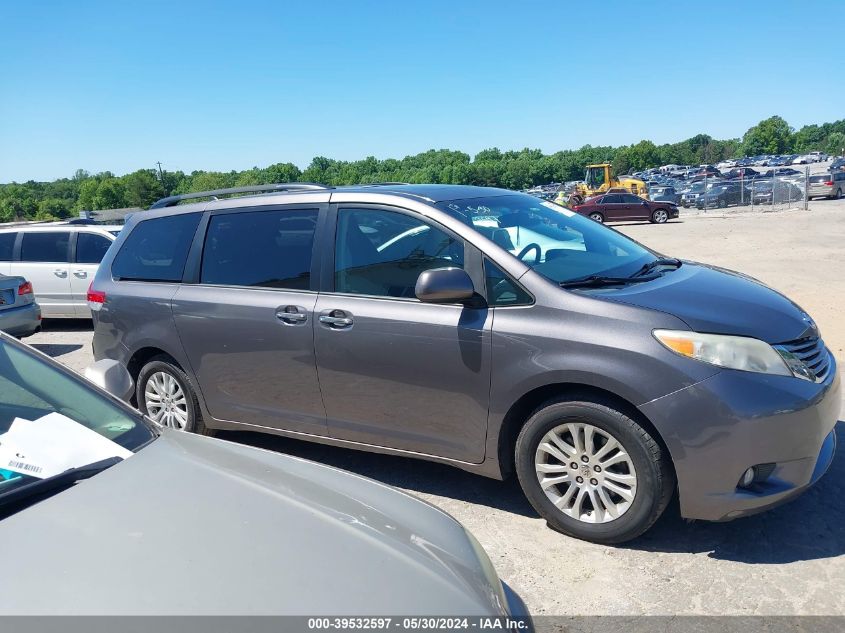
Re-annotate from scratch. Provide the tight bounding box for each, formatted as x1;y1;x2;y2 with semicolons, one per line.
436;194;657;284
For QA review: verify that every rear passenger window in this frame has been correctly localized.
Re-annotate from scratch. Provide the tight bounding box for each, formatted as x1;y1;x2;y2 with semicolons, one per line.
76;233;113;264
201;209;318;290
0;233;15;261
112;213;201;282
20;232;69;263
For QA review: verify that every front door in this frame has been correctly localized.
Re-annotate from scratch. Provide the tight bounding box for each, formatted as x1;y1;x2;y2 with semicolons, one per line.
621;194;651;219
10;231;74;317
172;205;327;435
314;205;492;463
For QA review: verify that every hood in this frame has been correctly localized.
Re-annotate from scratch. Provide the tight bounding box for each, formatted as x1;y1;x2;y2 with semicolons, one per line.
587;262;815;344
0;431;507;615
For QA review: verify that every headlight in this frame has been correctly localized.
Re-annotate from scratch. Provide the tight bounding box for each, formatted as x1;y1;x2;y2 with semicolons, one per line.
653;329;794;377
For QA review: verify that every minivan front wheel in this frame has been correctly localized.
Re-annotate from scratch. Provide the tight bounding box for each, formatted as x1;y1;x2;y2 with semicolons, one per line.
515;399;673;544
137;356;214;435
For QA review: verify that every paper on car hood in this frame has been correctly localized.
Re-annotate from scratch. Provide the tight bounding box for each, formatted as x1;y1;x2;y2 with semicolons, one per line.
0;413;132;479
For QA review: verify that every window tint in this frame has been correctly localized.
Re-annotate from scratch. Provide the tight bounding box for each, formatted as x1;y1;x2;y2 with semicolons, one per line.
112;213;201;282
0;233;15;261
622;194;643;203
335;208;464;298
76;233;113;264
485;259;532;307
201;209;318;290
601;195;622;204
20;232;69;263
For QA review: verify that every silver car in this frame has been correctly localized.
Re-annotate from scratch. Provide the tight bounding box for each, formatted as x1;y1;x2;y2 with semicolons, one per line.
0;333;529;617
0;274;41;338
808;172;845;199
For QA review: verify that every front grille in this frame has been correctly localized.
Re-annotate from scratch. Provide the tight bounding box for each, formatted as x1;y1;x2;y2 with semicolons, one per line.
778;335;832;382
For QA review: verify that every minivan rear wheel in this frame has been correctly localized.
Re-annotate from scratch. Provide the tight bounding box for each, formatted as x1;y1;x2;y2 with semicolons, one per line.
515;398;674;544
833;189;842;200
137;356;214;436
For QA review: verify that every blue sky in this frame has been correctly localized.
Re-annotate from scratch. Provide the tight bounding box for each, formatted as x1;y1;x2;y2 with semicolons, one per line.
1;1;842;182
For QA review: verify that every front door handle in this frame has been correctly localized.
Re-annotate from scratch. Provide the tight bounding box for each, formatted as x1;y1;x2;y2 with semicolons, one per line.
73;270;88;278
54;269;68;278
319;312;353;328
275;306;308;325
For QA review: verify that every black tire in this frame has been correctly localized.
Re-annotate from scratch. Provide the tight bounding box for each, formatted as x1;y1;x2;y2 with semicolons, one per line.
834;189;842;200
515;397;674;544
588;212;604;223
136;355;215;436
718;198;728;208
650;208;669;224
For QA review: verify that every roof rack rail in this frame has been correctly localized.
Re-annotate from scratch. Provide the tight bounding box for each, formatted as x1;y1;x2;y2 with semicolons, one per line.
149;183;330;209
359;182;412;187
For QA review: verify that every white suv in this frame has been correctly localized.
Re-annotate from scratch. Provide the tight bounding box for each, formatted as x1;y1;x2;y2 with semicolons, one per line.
0;224;121;318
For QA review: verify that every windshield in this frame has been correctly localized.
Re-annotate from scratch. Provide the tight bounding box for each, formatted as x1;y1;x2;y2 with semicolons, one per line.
435;194;656;284
0;338;155;499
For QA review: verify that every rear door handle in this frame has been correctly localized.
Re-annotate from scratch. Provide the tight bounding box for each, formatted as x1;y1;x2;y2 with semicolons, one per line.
275;306;308;325
54;269;68;278
319;311;353;328
73;270;88;278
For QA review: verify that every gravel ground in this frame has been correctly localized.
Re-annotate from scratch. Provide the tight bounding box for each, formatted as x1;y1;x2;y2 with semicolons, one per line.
23;199;845;616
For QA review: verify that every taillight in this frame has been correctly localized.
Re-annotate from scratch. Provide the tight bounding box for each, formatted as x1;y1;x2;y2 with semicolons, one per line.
824;181;833;186
18;281;33;296
87;281;106;311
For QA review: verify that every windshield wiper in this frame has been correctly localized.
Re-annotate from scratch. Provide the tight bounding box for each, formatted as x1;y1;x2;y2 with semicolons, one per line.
560;274;658;289
0;456;123;508
630;257;682;278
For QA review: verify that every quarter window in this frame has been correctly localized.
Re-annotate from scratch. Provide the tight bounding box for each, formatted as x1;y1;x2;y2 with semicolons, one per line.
200;209;318;290
334;208;464;298
76;233;113;264
112;213;201;282
20;232;69;263
485;259;532;307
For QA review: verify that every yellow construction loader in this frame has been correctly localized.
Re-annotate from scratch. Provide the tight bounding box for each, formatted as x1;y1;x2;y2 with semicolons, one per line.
556;163;649;206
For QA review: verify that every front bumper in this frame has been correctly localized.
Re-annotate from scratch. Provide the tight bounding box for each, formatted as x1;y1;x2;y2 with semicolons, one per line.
0;302;42;338
640;354;840;521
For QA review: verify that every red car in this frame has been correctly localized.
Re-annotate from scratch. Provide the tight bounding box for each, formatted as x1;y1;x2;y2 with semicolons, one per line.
573;193;679;224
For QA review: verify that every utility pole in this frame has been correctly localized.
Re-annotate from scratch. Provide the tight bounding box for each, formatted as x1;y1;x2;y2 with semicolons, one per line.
156;161;167;195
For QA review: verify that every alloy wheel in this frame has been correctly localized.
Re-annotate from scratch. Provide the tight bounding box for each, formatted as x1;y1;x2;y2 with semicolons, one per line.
653;209;668;223
534;422;638;524
589;212;604;223
144;371;190;430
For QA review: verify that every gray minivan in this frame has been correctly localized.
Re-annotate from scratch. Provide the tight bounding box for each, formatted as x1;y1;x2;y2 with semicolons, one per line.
90;184;839;544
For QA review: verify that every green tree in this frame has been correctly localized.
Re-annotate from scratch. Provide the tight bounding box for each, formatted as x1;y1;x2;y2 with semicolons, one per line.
825;132;845;157
742;116;794;155
93;178;127;210
76;178;100;210
123;169;165;208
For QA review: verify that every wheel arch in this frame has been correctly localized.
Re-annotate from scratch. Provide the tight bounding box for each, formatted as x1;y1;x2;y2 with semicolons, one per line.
496;382;675;483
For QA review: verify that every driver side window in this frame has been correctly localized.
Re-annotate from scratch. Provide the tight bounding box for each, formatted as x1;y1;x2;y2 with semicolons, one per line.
334;207;464;299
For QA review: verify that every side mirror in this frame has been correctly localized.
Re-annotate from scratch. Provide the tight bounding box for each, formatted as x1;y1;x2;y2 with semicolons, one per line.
84;359;134;402
415;267;475;304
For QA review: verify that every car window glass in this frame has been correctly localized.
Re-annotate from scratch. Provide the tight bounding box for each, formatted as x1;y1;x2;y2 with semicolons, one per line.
201;208;318;290
622;194;642;203
112;213;201;282
20;232;69;263
602;195;621;204
0;233;15;261
335;208;464;298
76;233;113;264
485;259;532;307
